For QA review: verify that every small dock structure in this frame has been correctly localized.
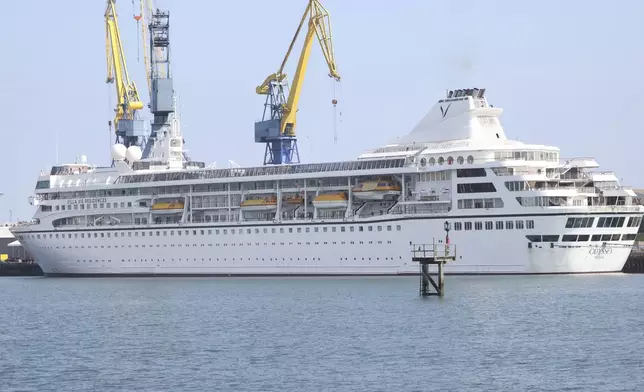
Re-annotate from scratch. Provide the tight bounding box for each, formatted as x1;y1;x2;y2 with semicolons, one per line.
411;239;456;297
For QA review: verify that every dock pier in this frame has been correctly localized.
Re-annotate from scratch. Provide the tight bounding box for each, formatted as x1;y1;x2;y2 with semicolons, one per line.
411;222;456;297
411;241;456;296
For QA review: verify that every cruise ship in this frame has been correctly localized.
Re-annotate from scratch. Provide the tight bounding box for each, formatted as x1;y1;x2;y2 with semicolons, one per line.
10;88;644;276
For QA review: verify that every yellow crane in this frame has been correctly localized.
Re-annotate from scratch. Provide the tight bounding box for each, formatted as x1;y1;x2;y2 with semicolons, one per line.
254;0;340;165
105;0;145;148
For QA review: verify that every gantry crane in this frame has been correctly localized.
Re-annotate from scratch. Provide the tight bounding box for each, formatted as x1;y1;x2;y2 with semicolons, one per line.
105;0;147;149
136;0;188;161
254;0;340;165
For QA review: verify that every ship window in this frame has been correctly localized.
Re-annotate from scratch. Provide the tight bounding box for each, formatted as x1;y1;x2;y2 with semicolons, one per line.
231;229;236;234
542;235;559;242
349;227;354;232
280;228;284;233
323;227;327;232
457;183;496;193
475;222;482;230
464;222;472;231
396;225;401;231
271;228;275;233
485;221;493;230
377;226;382;232
447;156;454;165
101;233;104;238
526;235;541;242
298;228;302;233
562;235;577;242
56;205;60;211
467;155;474;164
428;157;435;166
306;228;311;233
107;203;111;208
100;203;104;208
496;221;503;230
577;235;589;241
193;230;197;235
515;220;524;229
526;220;535;229
171;231;175;236
438;157;445;165
223;230;227;234
200;230;204;235
591;234;601;241
456;168;486;178
506;221;514;229
454;222;462;231
601;234;611;241
93;204;97;209
387;225;392;231
247;229;251;234
622;234;637;241
107;233;110;238
134;232;138;237
611;234;620;241
457;156;464;164
368;226;373;231
358;226;363;232
628;217;642;227
264;228;268;233
420;158;427;167
566;217;594;228
128;232;131;237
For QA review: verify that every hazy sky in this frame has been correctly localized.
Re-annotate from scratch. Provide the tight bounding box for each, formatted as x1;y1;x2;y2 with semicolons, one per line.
1;0;643;221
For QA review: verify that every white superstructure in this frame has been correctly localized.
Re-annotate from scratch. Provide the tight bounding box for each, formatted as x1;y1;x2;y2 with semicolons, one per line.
11;88;644;276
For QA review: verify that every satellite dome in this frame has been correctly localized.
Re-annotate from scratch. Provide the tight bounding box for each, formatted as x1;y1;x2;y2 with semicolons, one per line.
111;144;127;161
126;145;143;162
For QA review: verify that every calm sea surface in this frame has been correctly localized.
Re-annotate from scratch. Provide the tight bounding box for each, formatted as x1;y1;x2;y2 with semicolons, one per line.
1;274;644;392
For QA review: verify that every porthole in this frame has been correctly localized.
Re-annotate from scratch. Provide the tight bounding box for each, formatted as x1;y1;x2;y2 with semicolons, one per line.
457;156;464;164
429;157;436;166
447;156;454;165
420;158;427;167
467;155;474;164
438;157;445;165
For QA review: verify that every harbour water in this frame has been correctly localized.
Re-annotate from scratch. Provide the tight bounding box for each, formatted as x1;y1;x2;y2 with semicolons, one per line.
2;274;644;391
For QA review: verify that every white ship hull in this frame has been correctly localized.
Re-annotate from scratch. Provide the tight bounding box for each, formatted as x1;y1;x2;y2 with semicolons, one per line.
18;213;635;276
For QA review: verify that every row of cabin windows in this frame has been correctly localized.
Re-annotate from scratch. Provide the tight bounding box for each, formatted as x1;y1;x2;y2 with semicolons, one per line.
457;183;497;194
597;217;625;228
29;224;404;240
565;216;641;229
49;202;133;212
453;219;535;231
627;217;642;228
45;240;395;249
457;198;504;209
565;217;595;228
73;255;403;264
528;233;637;243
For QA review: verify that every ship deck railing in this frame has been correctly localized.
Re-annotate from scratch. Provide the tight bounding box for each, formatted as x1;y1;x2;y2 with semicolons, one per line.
411;243;457;263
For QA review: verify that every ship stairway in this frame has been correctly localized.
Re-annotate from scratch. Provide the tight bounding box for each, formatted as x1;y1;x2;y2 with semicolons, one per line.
352;202;367;217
